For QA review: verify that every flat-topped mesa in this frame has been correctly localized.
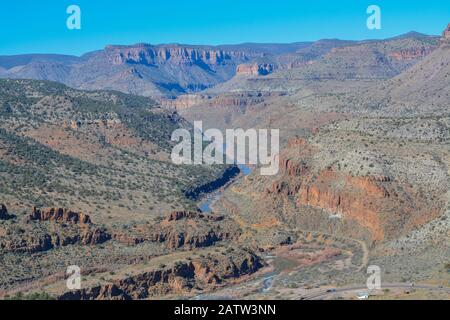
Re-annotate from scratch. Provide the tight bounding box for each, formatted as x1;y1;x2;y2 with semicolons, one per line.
105;44;264;66
29;208;92;225
236;63;274;76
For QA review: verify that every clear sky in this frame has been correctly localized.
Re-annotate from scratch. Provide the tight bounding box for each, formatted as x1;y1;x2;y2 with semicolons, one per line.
0;0;449;56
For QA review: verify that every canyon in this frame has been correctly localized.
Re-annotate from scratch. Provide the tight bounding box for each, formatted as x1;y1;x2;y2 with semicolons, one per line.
0;26;449;300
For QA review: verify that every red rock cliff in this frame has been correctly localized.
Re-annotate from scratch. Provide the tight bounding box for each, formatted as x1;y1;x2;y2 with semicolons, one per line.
388;47;435;61
29;207;92;225
236;63;274;76
297;170;391;241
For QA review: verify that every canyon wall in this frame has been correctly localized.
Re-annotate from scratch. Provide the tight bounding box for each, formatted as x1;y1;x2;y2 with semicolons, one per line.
388;47;436;61
236;63;274;76
105;44;264;67
58;249;262;300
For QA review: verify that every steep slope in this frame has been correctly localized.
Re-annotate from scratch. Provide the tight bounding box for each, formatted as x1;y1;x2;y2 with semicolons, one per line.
384;39;450;114
176;33;439;132
0;79;228;223
225;34;440;90
276;39;357;69
187;27;450;288
5;62;72;83
0;54;80;69
0;79;268;298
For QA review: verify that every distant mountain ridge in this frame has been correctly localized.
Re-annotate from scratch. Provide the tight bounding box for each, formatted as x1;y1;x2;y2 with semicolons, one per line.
0;54;80;69
0;32;439;98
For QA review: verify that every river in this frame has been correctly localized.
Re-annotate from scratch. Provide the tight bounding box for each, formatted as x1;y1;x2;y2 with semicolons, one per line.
198;164;252;213
194;163;297;300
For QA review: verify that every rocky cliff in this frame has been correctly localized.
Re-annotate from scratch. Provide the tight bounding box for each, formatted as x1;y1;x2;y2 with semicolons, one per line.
388;47;436;61
58;248;262;300
236;63;274;76
29;207;91;225
113;211;241;250
106;44;263;67
0;208;111;253
162;91;278;110
297;170;391;241
260;133;446;243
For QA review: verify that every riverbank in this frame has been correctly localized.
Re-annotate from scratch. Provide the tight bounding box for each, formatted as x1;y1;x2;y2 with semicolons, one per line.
198;164;253;213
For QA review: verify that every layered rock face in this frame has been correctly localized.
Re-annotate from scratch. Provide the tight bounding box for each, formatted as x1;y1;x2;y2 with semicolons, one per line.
0;208;111;253
260;135;445;243
160;94;211;109
162;91;279;110
236;63;274;76
29;207;91;225
266;138;310;197
58;249;262;300
388;47;435;61
106;44;263;67
114;211;240;250
297;170;391;241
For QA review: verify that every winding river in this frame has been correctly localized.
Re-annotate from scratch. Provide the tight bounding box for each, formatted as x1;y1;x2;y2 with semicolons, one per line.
194;164;293;300
198;164;252;213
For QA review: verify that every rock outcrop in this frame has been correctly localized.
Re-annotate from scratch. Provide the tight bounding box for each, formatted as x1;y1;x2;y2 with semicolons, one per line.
154;211;239;249
0;229;110;254
259;134;444;243
297;170;391;241
29;207;91;225
388;47;435;61
165;211;223;222
59;248;262;300
164;91;284;111
266;139;310;196
160;94;211;110
113;211;240;250
236;63;274;76
442;24;450;42
1;208;111;253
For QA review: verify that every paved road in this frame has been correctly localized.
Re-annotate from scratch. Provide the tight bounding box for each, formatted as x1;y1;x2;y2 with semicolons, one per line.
303;283;450;300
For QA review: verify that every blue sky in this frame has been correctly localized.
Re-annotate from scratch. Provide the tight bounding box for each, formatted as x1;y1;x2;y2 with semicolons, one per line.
0;0;449;56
